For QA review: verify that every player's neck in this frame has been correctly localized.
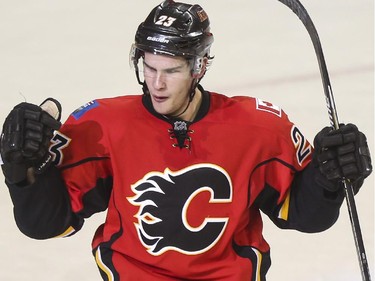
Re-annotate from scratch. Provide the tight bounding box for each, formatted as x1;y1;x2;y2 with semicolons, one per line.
179;88;202;122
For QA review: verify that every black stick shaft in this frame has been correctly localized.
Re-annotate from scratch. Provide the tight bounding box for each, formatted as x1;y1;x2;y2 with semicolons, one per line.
276;0;371;280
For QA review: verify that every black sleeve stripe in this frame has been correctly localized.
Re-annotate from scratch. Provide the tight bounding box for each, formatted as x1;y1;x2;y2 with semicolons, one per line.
249;157;298;207
60;156;110;171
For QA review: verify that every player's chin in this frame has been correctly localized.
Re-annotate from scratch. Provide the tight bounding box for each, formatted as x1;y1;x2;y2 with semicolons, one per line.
151;102;171;116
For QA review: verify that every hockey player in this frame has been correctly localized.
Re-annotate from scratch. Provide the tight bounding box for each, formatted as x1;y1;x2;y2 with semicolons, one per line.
0;1;372;280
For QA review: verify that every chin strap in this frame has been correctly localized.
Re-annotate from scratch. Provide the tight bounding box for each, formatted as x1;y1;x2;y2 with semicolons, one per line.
165;79;198;119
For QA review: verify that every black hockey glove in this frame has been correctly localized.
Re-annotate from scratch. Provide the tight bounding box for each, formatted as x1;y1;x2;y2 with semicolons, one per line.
0;98;62;185
312;124;372;193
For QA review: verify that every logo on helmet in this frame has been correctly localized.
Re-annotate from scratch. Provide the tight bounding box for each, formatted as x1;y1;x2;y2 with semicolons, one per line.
196;9;208;22
147;36;170;44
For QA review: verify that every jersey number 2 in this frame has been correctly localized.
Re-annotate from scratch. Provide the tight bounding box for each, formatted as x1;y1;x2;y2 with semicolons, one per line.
291;126;311;166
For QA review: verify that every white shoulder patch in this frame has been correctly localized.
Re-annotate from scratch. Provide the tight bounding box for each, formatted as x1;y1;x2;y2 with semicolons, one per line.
255;98;282;117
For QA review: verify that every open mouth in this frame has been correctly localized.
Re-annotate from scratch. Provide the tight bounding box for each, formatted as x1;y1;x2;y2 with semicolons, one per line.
152;95;168;103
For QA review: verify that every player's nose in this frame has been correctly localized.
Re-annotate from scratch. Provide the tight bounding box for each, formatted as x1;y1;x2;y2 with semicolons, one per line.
152;73;166;90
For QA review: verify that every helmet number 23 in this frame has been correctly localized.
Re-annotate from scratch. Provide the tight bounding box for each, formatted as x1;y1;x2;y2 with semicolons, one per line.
155;16;176;27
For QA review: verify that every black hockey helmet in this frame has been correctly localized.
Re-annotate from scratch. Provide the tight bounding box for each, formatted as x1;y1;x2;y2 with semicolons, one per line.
130;0;214;80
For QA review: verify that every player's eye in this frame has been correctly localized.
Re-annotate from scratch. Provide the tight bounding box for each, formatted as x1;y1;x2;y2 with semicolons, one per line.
166;68;180;74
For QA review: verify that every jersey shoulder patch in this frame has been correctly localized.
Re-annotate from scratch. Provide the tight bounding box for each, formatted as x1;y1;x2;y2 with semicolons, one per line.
72;100;99;120
255;98;282;117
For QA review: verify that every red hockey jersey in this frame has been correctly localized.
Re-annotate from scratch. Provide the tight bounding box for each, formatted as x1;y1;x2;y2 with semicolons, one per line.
50;90;317;280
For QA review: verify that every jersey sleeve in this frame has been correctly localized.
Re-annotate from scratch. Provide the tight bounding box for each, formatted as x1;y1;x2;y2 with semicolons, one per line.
52;100;113;229
5;100;114;239
249;99;344;233
6;166;79;239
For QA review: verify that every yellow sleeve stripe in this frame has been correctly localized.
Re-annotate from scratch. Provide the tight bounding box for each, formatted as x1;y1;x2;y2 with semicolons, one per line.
54;226;76;238
95;246;114;281
278;189;291;221
251;247;263;281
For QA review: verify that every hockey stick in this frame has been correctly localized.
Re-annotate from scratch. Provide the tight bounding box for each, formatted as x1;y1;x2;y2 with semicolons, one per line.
275;0;371;280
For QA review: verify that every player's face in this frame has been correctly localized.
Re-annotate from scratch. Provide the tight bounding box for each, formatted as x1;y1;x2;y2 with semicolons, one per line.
143;52;194;117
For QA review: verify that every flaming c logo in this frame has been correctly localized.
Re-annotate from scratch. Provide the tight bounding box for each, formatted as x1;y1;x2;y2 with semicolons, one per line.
128;164;233;256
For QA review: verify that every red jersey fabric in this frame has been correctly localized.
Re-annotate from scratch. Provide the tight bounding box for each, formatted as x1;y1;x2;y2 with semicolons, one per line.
50;90;313;280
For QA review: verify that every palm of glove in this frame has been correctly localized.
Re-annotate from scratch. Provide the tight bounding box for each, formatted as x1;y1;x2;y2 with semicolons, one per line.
1;101;61;184
313;124;372;192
